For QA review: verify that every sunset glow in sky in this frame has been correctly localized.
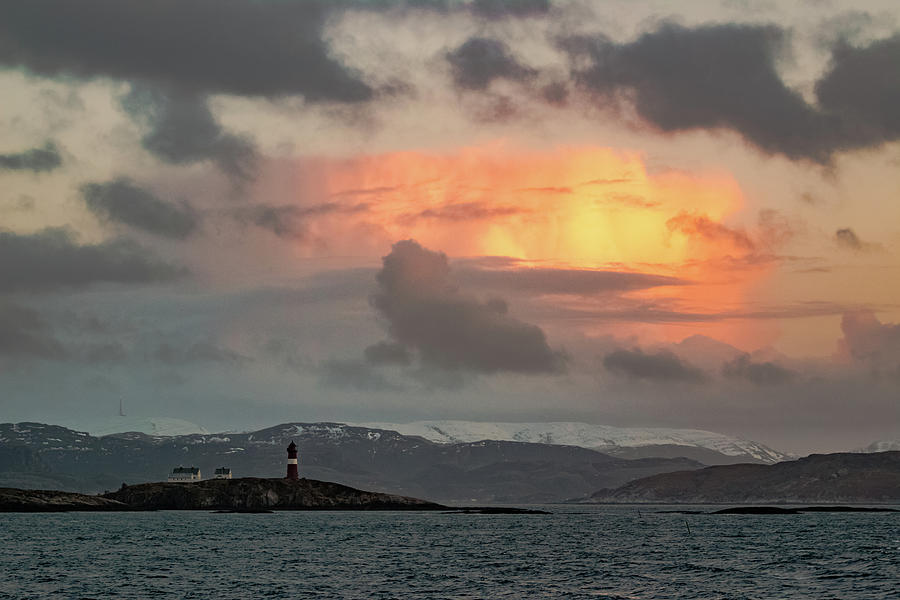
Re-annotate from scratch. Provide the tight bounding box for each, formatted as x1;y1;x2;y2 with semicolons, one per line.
2;0;899;453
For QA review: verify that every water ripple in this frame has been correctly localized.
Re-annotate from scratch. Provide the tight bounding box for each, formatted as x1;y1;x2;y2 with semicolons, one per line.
0;506;897;599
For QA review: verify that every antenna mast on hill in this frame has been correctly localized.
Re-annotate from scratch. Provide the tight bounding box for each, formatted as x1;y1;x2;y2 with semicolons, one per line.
119;397;126;417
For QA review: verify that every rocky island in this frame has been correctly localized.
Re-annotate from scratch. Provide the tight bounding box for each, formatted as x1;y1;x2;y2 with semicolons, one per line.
104;477;445;511
1;478;442;512
1;477;547;513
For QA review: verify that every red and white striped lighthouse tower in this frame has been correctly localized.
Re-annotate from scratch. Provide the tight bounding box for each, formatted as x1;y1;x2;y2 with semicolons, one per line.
286;441;299;480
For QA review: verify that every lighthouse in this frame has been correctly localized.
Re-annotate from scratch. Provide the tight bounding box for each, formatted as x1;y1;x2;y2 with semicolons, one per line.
286;441;299;480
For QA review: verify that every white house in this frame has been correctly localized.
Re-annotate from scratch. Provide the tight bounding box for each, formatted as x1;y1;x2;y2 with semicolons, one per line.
213;467;232;479
168;466;201;482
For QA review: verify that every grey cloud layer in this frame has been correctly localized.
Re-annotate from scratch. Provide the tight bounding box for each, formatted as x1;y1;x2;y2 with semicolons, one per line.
458;266;685;296
0;228;183;292
364;341;413;365
82;178;199;239
0;0;548;101
564;23;900;162
235;202;369;239
154;341;248;366
319;358;401;391
4;2;898;164
0;142;62;173
468;0;549;19
370;240;565;374
839;311;900;373
0;302;65;359
603;347;707;383
0;0;371;101
722;354;796;385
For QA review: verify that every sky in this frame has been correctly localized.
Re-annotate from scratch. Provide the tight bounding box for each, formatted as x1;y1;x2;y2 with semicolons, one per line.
1;0;899;454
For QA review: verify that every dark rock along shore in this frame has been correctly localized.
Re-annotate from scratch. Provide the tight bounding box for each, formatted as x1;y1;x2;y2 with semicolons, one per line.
0;487;128;512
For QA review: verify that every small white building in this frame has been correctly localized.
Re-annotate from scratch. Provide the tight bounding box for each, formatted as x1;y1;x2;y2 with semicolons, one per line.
168;466;201;482
213;467;232;479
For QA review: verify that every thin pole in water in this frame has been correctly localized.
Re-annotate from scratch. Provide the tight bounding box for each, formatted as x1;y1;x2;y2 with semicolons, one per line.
684;519;692;536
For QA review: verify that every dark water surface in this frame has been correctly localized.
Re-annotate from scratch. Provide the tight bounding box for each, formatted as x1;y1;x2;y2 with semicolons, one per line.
1;505;897;599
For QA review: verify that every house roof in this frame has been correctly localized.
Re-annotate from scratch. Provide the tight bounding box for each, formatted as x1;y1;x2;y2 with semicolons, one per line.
171;466;200;474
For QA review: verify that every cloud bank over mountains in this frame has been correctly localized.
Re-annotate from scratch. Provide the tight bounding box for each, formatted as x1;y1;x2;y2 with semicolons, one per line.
0;0;899;453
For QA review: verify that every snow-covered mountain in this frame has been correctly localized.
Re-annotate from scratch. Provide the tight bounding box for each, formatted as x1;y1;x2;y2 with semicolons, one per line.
856;439;900;453
81;417;209;437
355;420;789;464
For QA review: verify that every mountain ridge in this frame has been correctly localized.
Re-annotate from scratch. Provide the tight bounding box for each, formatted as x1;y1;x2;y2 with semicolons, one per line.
587;451;900;503
0;421;704;503
354;420;789;464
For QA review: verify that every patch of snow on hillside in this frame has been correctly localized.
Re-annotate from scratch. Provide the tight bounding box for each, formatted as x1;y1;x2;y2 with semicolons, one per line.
86;417;209;437
356;420;789;463
858;439;900;452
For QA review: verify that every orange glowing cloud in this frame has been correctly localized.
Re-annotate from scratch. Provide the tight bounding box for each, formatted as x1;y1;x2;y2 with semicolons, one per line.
293;144;746;270
261;144;780;349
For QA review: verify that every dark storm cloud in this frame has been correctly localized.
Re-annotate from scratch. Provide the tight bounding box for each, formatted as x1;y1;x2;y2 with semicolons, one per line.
371;239;565;374
236;202;369;239
816;34;900;147
0;228;184;293
364;341;413;365
564;23;832;161
0;302;65;359
0;0;553;102
722;354;796;385
563;23;900;162
82;178;199;240
0;141;62;173
446;37;537;90
603;347;707;383
457;266;686;296
0;0;371;101
120;86;257;181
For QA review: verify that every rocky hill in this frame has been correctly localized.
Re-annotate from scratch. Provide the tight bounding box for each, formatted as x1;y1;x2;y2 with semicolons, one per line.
588;451;900;503
0;422;703;502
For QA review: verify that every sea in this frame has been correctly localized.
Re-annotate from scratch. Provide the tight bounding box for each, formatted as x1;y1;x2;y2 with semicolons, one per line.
1;505;897;599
